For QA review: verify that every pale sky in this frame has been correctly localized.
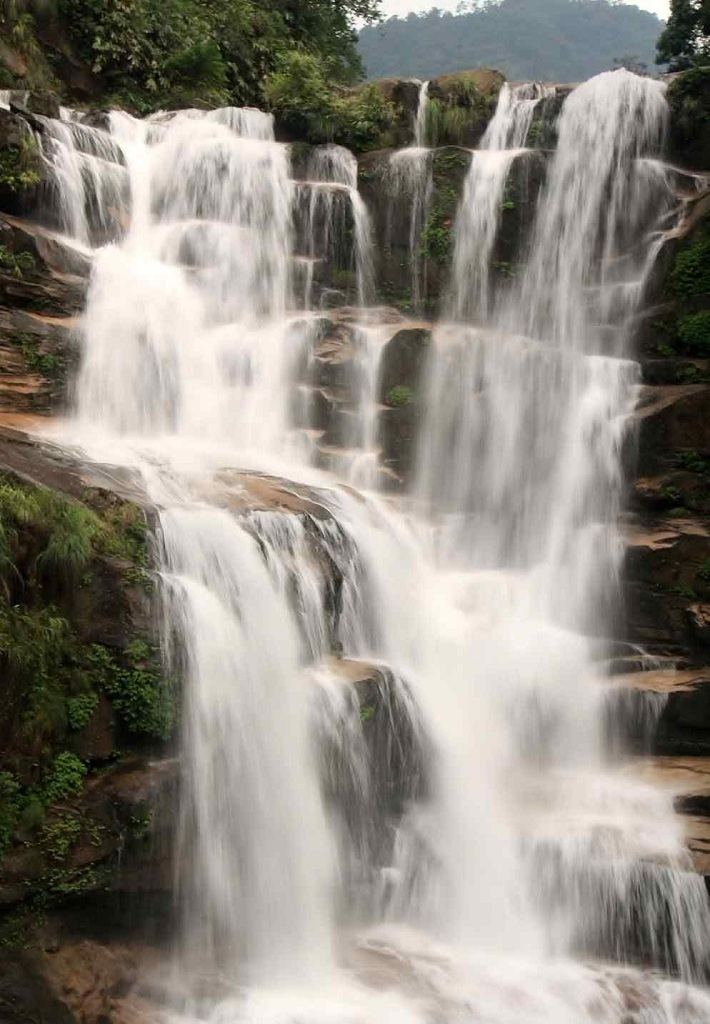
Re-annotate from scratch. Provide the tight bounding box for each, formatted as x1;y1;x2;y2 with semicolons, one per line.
380;0;670;19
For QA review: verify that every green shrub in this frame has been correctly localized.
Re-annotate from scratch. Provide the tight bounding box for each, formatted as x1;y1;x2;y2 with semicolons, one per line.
386;384;414;407
671;232;710;299
92;497;148;566
426;74;498;146
0;134;42;193
0;605;69;739
40;813;81;861
336;84;395;152
264;52;395;151
85;643;175;741
0;477;101;587
65;691;99;731
0;245;36;278
675;449;709;473
17;334;66;382
0;772;21;859
35;496;99;581
360;702;376;722
41;752;87;804
420;217;453;264
264;50;336;139
163;39;227;94
677;311;710;355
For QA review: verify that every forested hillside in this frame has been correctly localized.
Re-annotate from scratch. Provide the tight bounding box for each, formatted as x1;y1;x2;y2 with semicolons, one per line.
0;0;380;110
358;0;664;81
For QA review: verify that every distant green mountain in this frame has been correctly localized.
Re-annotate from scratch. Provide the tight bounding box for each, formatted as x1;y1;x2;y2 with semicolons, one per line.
358;0;664;82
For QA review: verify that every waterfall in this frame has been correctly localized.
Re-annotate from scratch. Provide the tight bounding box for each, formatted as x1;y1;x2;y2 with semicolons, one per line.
448;82;552;322
38;116;128;243
40;74;710;1023
162;507;335;982
297;143;374;309
417;68;709;977
387;80;432;314
414;80;429;149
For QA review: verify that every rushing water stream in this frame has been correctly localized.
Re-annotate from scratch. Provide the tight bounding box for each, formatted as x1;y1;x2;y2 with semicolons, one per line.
35;70;710;1021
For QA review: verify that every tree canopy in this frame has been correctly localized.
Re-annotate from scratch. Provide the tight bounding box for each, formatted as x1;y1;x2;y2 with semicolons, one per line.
2;0;382;108
358;0;664;82
656;0;710;69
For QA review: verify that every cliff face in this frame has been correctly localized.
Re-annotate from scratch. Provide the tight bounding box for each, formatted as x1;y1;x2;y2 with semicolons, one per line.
0;71;710;1021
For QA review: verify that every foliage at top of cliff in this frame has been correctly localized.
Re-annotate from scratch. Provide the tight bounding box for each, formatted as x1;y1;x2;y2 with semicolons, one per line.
358;0;664;81
657;0;710;70
0;0;382;109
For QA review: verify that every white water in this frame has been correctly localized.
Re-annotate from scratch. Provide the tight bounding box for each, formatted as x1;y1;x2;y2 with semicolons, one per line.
414;80;429;149
387;80;432;313
36;75;710;1022
297;143;374;309
448;82;552;322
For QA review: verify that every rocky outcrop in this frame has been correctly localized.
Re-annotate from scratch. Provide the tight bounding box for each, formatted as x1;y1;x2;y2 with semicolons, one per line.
0;109;44;217
622;159;710;667
427;69;505;148
359;145;471;316
0;208;90;415
612;98;710;882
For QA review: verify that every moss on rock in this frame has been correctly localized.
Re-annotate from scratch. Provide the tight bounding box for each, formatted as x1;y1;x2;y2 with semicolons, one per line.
427;69;504;148
0;111;43;216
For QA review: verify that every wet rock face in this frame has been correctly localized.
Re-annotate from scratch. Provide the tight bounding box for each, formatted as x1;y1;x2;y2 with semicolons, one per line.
288;312;433;486
359;145;471;316
626;156;710;666
378;327;431;482
0;116;90;416
370;78;423;149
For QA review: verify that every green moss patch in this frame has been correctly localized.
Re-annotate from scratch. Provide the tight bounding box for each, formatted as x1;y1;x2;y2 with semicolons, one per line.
386;384;414;408
0;132;42;195
671;231;710;301
420;149;470;268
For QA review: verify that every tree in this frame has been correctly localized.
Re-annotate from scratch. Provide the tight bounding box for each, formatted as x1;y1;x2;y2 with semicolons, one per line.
55;0;382;108
359;0;664;82
656;0;710;70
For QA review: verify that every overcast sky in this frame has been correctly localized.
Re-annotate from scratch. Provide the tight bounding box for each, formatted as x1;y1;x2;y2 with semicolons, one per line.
380;0;670;19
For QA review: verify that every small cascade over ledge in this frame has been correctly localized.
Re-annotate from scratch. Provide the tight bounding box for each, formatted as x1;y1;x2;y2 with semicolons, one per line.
20;69;710;1024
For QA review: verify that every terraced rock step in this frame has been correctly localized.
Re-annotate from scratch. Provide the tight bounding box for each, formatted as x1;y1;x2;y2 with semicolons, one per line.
611;666;710;755
628;757;710;874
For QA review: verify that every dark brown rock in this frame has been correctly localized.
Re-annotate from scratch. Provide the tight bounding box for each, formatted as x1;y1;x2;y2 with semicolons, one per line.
0;951;77;1024
634;385;710;476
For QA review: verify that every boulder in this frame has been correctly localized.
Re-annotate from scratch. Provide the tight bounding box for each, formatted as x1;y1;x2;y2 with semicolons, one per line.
622;514;710;659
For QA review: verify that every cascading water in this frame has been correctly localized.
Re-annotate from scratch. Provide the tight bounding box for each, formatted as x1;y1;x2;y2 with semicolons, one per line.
39;116;128;243
418;69;710;981
387;80;432;313
36;71;710;1023
447;82;552;322
297;143;374;309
